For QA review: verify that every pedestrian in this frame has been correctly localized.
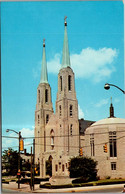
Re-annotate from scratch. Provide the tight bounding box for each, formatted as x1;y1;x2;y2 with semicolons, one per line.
122;185;125;193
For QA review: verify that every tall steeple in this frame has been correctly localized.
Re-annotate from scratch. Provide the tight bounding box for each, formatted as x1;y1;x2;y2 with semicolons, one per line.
61;16;71;69
40;39;48;84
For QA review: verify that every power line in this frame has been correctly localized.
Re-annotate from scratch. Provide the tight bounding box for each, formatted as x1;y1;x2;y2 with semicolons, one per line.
34;135;125;149
2;136;18;139
2;130;125;139
2;134;125;151
2;143;33;149
2;134;125;150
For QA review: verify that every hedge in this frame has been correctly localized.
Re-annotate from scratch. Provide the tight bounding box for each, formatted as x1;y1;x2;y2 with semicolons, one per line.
40;179;125;189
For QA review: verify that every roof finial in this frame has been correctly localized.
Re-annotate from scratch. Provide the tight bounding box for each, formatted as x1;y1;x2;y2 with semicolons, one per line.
111;97;112;104
109;97;115;118
64;16;67;26
43;38;45;47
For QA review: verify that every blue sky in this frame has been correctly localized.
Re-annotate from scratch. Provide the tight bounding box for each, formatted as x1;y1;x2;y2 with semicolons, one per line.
1;1;124;152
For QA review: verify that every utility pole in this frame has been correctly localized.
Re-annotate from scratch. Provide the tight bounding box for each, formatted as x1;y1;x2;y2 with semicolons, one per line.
18;131;21;189
33;139;35;190
6;129;22;189
30;147;33;190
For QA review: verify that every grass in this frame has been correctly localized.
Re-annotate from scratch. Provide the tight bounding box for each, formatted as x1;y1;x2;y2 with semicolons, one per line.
40;179;125;189
2;176;125;189
2;176;18;182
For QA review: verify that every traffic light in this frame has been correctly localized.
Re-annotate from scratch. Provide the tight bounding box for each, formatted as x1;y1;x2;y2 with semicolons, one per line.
8;150;10;156
79;147;83;156
20;139;24;151
103;144;107;153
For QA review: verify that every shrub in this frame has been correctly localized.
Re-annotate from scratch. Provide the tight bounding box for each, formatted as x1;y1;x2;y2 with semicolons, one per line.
69;156;97;182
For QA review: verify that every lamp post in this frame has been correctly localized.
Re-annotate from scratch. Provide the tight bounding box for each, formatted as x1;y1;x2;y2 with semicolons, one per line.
104;83;125;94
6;129;21;189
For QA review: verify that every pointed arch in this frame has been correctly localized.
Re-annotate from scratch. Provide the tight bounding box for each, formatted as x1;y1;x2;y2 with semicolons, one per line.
69;105;73;116
45;89;48;103
48;155;53;162
68;75;71;91
50;129;54;150
60;76;62;91
46;114;49;124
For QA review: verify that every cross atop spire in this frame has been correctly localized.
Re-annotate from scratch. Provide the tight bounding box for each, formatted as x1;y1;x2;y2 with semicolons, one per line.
43;38;45;47
40;38;48;84
111;97;112;104
64;16;67;26
61;16;71;69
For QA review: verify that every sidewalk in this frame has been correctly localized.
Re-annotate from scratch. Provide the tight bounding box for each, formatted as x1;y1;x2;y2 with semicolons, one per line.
2;182;125;193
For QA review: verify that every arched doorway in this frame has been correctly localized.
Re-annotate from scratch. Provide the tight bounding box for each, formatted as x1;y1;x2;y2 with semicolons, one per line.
46;155;53;177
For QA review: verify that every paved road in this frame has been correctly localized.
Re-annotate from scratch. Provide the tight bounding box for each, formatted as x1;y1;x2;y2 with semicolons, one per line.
2;183;124;193
77;185;123;193
80;187;122;193
2;188;28;193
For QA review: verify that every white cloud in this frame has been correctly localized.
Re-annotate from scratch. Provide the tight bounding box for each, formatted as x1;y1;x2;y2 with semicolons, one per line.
2;132;19;151
48;53;61;74
2;128;34;153
43;47;118;83
95;98;109;108
20;128;34;153
20;128;34;138
78;104;84;119
114;98;120;103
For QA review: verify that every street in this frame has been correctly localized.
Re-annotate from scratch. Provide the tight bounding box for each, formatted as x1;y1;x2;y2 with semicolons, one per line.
2;183;125;193
2;188;28;193
79;187;123;193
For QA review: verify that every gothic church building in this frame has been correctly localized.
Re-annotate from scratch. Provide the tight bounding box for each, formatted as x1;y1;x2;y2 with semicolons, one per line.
34;18;125;182
34;18;80;182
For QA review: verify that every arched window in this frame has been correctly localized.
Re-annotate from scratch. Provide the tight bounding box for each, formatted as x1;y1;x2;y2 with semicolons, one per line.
55;164;58;172
45;89;48;103
70;105;73;116
59;105;62;116
46;114;49;124
90;134;94;156
50;129;54;150
62;164;65;172
38;115;40;125
70;124;73;135
68;75;71;91
38;90;40;103
60;76;62;91
109;131;117;157
38;131;39;143
60;124;62;136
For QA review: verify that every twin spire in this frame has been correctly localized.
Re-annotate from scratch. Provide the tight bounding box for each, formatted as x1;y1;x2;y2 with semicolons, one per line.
61;16;71;68
40;16;70;84
40;39;48;84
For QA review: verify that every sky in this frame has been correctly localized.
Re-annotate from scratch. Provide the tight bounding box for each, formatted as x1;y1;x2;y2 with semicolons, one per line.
1;1;124;153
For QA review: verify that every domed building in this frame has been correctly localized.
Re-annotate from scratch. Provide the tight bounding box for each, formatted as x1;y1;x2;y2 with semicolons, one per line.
84;101;125;179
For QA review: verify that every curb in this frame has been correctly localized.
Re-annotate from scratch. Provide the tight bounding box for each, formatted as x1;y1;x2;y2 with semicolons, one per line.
2;183;125;193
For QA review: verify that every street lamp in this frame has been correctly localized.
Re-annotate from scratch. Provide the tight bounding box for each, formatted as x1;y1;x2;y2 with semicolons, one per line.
6;129;22;189
104;83;125;94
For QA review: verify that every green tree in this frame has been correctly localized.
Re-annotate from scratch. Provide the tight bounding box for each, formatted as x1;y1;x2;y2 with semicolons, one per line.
2;148;20;175
68;156;98;182
22;160;31;171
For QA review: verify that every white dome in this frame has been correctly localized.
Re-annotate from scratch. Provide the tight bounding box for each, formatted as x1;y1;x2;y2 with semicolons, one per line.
91;117;125;126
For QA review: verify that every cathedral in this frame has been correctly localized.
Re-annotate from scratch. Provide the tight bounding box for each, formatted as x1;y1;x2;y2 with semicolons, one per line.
34;18;125;182
34;18;80;183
